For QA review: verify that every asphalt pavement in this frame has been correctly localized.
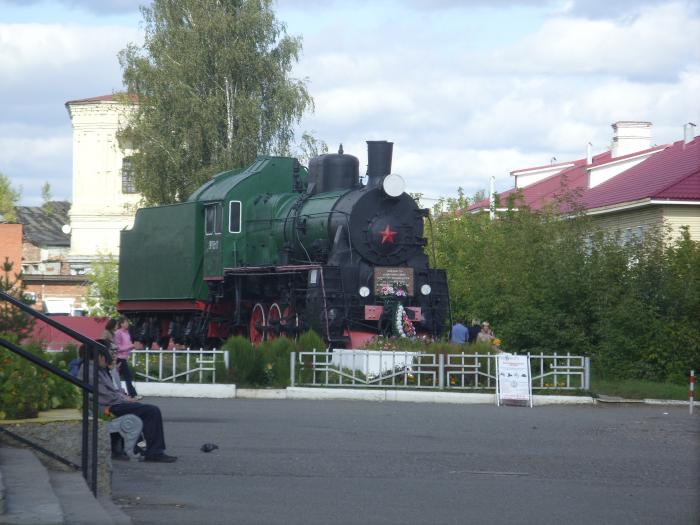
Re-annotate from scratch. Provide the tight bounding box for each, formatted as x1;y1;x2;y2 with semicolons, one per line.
111;397;699;525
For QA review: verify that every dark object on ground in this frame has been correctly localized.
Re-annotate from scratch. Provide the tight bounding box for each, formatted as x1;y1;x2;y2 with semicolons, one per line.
200;443;219;453
144;453;178;463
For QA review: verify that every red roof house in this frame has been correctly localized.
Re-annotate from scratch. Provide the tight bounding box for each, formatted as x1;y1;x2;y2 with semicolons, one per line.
469;121;700;241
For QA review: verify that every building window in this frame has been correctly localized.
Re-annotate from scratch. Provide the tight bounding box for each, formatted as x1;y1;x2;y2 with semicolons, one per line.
121;157;136;194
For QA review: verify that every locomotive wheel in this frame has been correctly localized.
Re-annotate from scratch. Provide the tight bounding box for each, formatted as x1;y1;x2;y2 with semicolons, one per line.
267;303;282;341
249;303;266;344
281;306;299;339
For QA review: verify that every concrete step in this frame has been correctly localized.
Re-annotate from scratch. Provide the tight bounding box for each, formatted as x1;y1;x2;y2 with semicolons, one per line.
49;471;130;525
0;445;132;525
0;446;63;525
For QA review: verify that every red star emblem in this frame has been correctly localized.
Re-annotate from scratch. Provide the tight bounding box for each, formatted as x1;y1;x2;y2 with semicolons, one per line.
379;225;397;244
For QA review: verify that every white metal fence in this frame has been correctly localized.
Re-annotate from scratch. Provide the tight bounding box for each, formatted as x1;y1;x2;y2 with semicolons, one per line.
129;348;229;383
291;349;590;391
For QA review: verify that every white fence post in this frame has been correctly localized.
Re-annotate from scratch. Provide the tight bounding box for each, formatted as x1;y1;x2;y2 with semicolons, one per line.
290;352;296;386
584;357;591;390
438;353;444;389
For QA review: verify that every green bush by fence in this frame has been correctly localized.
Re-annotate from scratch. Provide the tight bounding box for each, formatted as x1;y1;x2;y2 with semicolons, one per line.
222;331;326;387
0;342;80;420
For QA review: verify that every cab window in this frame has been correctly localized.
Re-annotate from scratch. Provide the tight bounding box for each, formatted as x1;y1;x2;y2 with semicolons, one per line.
229;201;242;233
205;204;222;235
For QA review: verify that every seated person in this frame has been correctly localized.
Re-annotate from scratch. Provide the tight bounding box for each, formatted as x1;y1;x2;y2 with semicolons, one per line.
80;343;177;463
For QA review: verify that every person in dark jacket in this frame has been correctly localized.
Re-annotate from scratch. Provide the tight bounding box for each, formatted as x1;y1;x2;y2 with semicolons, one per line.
80;344;177;463
468;319;481;344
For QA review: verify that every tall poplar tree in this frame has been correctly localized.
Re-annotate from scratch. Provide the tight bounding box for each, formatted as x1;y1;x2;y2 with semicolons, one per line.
118;0;313;204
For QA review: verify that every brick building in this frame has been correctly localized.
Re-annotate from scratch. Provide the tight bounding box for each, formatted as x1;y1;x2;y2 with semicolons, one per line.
14;202;88;314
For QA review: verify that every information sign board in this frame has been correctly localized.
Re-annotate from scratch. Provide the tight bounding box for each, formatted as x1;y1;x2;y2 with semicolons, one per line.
496;354;533;407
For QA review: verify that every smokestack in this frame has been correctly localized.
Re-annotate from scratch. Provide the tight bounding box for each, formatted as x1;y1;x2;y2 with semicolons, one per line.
586;142;592;165
366;140;393;188
611;121;652;158
684;122;696;145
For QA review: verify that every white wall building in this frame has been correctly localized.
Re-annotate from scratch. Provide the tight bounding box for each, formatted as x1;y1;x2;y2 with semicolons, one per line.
65;94;140;263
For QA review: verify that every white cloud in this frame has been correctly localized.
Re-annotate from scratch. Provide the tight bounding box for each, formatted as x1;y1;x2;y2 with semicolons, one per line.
0;0;142;15
291;0;699;200
0;23;139;88
0;134;73;205
2;0;698;205
482;2;700;78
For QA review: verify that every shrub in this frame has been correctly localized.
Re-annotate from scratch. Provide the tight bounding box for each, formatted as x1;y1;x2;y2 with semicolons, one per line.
223;336;262;385
0;344;80;420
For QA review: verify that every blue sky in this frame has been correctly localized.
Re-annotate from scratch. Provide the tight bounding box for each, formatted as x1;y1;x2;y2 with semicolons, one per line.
1;0;699;207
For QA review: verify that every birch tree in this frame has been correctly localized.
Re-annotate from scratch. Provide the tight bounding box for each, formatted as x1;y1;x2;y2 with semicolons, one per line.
118;0;313;204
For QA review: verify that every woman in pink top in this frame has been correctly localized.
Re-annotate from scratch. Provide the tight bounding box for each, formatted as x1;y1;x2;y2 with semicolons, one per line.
114;316;141;399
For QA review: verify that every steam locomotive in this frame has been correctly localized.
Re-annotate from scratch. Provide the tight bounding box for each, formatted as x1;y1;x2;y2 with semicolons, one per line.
117;141;450;348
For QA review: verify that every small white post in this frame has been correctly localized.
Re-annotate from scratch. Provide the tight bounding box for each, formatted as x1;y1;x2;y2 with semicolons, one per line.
690;370;695;416
290;351;295;386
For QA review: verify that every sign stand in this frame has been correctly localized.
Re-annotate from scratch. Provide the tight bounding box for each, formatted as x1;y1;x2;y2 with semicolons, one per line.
496;353;533;408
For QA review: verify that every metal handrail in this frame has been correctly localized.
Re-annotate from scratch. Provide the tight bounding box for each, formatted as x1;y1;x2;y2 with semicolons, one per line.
0;290;102;495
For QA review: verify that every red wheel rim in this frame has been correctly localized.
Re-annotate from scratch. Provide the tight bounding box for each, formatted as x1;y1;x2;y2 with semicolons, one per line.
281;306;299;339
267;303;281;341
281;306;299;326
249;303;266;344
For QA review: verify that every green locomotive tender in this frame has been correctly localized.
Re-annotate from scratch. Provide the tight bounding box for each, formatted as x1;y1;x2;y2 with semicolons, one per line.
118;141;449;348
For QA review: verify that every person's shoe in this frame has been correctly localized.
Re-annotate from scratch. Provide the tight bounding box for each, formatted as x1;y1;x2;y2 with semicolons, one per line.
144;453;177;463
111;452;130;461
133;395;144;400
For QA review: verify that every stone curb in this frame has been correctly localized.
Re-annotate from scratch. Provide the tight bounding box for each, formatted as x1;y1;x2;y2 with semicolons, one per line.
133;383;695;407
239;387;595;405
133;382;236;398
595;395;698;406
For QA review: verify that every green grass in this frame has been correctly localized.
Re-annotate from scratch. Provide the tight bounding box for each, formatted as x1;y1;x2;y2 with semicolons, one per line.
592;378;689;400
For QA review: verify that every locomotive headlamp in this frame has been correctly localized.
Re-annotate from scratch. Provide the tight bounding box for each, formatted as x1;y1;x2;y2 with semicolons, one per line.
382;173;405;197
420;284;432;296
359;286;371;298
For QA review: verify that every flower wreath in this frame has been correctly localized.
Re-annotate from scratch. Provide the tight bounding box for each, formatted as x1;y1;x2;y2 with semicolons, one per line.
379;282;408;298
394;304;417;338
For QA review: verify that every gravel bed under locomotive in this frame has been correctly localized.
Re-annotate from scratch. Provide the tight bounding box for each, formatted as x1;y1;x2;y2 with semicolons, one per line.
117;141;449;348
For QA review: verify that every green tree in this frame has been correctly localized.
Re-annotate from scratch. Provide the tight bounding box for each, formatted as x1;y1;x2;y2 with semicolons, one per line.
118;0;313;205
41;182;54;215
429;189;700;383
84;254;119;317
0;257;35;341
296;131;328;166
0;172;20;222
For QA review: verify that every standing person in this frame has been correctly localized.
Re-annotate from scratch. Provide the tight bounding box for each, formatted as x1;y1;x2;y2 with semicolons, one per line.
468;319;481;344
449;320;468;344
101;318;118;351
114;316;141;399
476;321;495;344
